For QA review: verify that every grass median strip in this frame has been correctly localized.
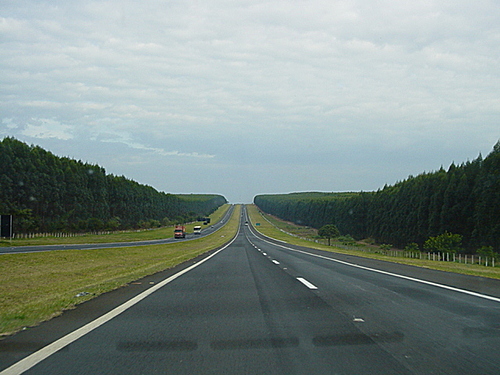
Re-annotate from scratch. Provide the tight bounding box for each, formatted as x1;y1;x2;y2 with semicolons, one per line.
246;204;500;280
0;205;240;337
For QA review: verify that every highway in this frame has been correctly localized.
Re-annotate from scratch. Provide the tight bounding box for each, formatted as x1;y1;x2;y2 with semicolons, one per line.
1;208;500;374
0;206;234;255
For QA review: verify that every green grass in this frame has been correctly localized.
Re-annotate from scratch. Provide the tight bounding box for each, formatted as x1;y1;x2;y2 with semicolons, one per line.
0;205;240;337
247;204;500;280
263;214;319;238
0;204;230;247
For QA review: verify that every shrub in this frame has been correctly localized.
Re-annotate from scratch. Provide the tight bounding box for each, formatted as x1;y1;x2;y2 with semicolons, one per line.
404;242;420;252
424;232;463;254
477;246;499;260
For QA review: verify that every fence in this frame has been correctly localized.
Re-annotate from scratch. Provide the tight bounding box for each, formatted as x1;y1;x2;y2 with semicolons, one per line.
11;232;113;239
370;249;495;267
7;228;157;239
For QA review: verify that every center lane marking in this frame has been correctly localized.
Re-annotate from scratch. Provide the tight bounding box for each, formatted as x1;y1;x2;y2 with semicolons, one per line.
297;277;318;290
246;226;500;303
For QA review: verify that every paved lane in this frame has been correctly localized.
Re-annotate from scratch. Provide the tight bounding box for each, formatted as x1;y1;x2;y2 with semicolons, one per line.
245;222;500;374
2;209;500;374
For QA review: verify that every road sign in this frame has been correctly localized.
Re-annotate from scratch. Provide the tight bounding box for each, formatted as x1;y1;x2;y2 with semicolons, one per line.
1;215;12;238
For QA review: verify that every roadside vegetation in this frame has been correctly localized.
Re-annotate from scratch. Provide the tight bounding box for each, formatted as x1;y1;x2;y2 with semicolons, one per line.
0;204;230;247
254;141;500;254
0;205;240;337
246;204;500;280
0;137;227;235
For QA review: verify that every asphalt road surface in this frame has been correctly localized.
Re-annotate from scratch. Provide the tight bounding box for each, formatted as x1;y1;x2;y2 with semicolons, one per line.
0;206;234;255
1;208;500;374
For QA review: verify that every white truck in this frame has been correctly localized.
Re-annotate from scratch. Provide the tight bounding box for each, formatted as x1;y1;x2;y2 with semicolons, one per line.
193;225;202;235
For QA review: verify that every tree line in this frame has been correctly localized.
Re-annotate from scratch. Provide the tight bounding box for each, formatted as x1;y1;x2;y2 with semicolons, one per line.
0;137;227;233
254;141;500;254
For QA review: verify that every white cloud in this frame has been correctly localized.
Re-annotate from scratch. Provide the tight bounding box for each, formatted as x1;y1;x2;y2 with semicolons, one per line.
21;119;74;140
109;140;216;159
1;118;17;130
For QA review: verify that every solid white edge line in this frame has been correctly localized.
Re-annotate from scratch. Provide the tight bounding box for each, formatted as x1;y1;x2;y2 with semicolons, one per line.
0;227;240;375
247;224;500;304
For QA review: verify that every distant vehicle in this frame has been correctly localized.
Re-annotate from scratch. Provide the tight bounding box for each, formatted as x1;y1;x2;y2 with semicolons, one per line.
174;225;186;238
193;225;202;235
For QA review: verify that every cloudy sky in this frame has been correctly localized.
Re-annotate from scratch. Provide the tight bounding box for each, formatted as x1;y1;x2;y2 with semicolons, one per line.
1;0;499;202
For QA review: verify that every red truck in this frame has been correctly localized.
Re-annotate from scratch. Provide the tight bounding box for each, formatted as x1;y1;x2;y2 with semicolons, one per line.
174;225;186;239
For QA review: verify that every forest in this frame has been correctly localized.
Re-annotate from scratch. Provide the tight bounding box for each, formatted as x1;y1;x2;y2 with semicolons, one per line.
254;141;500;254
0;137;227;233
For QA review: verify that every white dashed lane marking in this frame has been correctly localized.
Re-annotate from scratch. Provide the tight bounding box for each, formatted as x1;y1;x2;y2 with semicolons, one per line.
297;277;318;290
